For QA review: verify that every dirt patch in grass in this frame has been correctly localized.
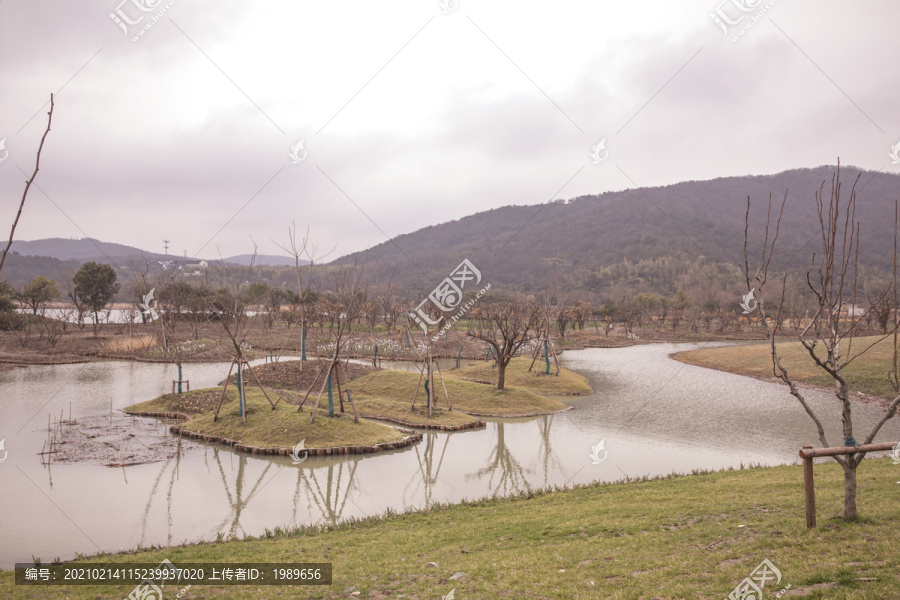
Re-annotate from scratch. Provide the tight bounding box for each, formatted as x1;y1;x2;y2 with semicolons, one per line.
221;358;377;393
127;388;238;417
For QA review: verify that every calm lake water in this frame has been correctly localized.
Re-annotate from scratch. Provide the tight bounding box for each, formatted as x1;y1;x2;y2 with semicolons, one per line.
1;342;899;569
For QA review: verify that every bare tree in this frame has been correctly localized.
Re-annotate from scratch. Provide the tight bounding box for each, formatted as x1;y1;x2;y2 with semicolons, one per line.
468;296;539;390
273;223;334;363
0;94;54;276
209;261;279;422
744;165;900;522
308;264;369;424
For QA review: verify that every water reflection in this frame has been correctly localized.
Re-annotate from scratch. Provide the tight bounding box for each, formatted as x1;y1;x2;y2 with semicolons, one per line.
467;423;531;496
301;462;359;527
210;452;274;541
5;343;900;569
403;432;452;508
531;415;563;488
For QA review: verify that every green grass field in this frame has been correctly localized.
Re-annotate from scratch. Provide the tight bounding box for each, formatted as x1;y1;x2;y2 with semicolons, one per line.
350;366;571;420
674;335;900;402
4;458;899;599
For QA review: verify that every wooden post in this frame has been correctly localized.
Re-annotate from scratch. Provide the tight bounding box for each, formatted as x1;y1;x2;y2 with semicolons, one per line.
797;442;899;528
435;356;452;411
310;360;336;424
428;350;434;418
245;361;278;409
345;388;359;423
298;363;326;412
334;363;346;414
411;364;425;411
213;360;235;422
801;444;816;528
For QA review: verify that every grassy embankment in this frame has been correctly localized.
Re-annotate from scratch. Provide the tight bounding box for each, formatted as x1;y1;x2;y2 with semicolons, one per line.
4;459;900;599
444;356;594;397
127;357;587;448
674;335;899;402
127;387;408;450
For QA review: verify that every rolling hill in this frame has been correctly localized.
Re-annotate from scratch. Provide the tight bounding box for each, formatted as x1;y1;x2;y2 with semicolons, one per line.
334;165;900;297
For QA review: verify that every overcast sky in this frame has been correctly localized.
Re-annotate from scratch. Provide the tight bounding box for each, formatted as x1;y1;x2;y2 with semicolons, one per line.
0;0;897;261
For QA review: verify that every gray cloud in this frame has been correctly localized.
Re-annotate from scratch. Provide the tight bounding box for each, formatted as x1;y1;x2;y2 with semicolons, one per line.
1;0;898;261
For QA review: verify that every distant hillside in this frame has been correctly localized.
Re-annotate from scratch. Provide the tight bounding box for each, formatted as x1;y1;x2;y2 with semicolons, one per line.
222;254;307;267
334;165;900;297
1;239;304;295
11;238;158;262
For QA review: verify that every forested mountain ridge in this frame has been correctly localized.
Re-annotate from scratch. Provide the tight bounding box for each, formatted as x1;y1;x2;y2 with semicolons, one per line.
335;165;900;297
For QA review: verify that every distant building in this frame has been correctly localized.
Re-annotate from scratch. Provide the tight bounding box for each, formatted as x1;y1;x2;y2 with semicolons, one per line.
179;260;208;270
841;303;866;317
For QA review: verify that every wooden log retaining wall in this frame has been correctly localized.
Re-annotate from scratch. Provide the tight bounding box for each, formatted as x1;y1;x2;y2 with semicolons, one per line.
124;409;425;457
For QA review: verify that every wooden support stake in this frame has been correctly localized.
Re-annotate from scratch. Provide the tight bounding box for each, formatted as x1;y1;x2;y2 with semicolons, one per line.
796;441;898;529
428;350;435;418
213;360;235;422
309;360;336;424
801;444;816;528
345;388;359;423
298;363;326;412
411;364;425;411
245;361;278;409
435;356;452;411
334;363;345;414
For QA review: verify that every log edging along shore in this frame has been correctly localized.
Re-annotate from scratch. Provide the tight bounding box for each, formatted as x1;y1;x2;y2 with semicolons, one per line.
0;356;91;366
460;405;575;419
69;351;227;364
359;414;486;431
124;409;424;457
453;377;592;396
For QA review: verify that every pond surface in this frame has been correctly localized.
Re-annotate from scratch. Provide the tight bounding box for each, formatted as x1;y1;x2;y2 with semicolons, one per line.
1;342;899;569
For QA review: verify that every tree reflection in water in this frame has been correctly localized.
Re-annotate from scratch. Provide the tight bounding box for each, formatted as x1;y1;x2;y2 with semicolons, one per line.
466;422;532;496
138;437;194;547
298;461;359;527
403;431;452;509
531;415;563;487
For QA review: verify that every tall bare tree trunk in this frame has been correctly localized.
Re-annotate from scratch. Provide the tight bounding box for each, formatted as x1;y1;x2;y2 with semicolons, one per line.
842;463;858;521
